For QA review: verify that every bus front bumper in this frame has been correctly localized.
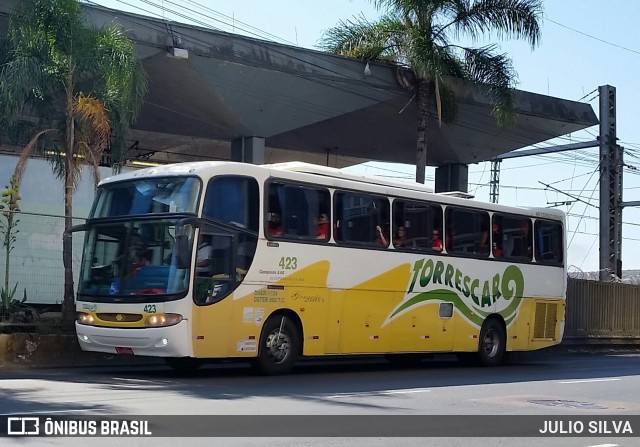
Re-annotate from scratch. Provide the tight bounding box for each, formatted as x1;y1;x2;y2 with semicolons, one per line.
75;320;191;357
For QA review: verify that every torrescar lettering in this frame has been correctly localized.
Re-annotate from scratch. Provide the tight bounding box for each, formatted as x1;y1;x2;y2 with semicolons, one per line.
385;260;525;328
408;259;519;307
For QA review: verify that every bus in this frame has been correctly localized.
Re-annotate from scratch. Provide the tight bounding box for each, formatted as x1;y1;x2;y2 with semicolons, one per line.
72;161;566;374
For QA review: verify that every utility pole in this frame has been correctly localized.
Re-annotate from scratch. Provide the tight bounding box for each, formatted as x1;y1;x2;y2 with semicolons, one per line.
489;160;501;203
492;85;628;281
598;85;622;280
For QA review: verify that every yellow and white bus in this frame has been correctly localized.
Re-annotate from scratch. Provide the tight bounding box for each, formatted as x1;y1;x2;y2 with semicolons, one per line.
73;161;566;374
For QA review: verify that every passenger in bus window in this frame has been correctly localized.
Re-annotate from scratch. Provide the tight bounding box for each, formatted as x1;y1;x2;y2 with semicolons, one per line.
375;225;388;246
492;224;503;257
126;245;150;277
268;213;283;236
393;226;405;247
316;213;329;240
432;229;443;252
195;235;212;275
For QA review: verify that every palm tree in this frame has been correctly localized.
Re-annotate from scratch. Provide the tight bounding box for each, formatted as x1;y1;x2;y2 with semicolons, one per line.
319;0;543;184
0;0;147;322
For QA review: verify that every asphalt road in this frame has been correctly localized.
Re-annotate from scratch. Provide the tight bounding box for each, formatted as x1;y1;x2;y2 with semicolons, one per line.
1;349;639;447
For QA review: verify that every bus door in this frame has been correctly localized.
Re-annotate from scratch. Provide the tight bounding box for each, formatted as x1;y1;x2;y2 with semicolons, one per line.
191;229;236;358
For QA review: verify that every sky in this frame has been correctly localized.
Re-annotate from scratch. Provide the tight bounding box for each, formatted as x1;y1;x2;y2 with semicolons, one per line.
87;0;640;276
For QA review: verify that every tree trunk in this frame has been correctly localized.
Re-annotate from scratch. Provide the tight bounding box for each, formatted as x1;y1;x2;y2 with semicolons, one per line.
415;79;430;184
62;71;76;324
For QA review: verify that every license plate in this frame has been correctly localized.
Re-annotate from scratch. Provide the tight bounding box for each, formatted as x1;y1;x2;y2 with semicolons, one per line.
116;347;134;355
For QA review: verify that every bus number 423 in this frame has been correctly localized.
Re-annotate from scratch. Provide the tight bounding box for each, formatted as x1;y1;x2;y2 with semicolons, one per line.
278;257;297;270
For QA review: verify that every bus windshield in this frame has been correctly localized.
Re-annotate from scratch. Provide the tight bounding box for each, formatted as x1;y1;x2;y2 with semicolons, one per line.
91;176;200;218
78;218;195;301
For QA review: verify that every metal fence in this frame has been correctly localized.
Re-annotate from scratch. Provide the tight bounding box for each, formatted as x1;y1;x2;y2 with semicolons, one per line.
1;210;85;312
565;278;640;343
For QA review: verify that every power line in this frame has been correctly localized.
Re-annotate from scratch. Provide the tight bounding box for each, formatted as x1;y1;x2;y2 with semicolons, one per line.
546;16;640;56
576;88;597;102
182;0;297;45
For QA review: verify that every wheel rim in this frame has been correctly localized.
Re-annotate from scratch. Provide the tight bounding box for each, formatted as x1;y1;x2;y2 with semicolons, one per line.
482;328;500;358
265;328;291;364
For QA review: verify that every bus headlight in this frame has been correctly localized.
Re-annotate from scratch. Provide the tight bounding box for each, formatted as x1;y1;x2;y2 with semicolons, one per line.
77;312;95;325
145;313;183;327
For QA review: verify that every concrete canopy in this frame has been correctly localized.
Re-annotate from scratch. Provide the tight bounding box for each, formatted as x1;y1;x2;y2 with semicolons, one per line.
0;1;598;169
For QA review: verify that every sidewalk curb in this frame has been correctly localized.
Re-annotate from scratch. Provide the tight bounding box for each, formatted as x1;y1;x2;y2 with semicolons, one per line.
0;333;162;370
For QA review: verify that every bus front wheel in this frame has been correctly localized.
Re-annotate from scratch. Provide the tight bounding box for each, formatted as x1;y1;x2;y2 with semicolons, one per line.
255;315;299;375
478;318;506;367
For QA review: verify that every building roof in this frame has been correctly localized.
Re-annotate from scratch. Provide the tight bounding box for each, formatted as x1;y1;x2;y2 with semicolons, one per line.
0;1;599;169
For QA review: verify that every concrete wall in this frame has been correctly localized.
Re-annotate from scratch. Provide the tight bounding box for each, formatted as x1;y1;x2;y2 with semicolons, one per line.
0;153;119;305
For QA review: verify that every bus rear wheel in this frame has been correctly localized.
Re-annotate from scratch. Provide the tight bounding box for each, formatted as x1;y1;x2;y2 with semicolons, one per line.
255;315;299;375
478;318;506;366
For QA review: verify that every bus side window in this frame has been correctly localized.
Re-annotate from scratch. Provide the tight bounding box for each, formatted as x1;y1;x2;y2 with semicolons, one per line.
267;181;330;240
534;219;563;264
445;207;489;257
495;214;532;261
392;199;442;251
334;192;389;247
203;176;260;232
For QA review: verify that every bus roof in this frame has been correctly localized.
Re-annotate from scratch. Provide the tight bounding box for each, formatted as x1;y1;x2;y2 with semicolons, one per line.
265;161;434;194
101;161;435;194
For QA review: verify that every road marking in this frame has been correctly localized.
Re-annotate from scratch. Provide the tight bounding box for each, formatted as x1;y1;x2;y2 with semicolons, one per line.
558;378;621;384
327;388;431;398
586;444;618;447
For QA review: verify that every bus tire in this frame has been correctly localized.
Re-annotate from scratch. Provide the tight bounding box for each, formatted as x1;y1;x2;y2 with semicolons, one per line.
165;357;203;372
255;315;299;375
478;318;506;367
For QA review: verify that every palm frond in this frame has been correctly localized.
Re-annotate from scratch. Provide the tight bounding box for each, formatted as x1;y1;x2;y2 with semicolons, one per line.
47;147;83;189
92;25;148;165
78;143;102;189
462;45;516;125
10;0;83;55
0;36;12;66
74;93;110;151
73;95;109;187
13;129;59;184
318;14;407;62
0;56;62;126
452;0;542;47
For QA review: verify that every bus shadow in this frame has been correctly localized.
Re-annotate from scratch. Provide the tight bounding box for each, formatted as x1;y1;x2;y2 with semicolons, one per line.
2;349;639;415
